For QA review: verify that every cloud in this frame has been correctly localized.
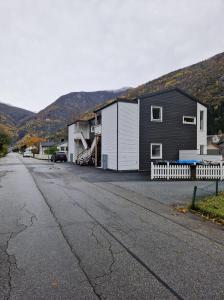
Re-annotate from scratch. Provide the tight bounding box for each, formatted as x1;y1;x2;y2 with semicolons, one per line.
0;0;223;111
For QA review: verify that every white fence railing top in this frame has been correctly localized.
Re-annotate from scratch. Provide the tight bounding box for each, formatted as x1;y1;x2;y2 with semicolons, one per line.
151;162;224;180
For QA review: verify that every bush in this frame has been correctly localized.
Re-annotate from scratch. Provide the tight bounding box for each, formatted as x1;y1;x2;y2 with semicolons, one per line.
0;129;11;158
44;146;58;155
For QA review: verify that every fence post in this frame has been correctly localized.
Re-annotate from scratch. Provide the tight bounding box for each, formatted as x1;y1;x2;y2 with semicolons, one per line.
167;162;170;180
151;162;154;180
221;162;223;181
191;186;197;209
216;179;219;196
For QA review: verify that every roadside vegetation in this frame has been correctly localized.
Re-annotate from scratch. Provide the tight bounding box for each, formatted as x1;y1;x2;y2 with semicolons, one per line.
0;127;11;157
15;134;46;153
44;146;58;155
193;193;224;224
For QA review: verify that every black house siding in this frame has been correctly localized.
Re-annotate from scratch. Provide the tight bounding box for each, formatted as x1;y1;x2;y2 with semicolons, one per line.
139;90;197;171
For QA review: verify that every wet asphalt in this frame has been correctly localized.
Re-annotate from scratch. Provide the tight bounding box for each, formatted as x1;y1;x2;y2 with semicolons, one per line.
0;153;224;300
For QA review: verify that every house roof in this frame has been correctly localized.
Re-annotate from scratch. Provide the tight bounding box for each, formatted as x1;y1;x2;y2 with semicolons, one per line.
67;112;95;127
54;140;68;146
94;98;138;113
137;88;208;107
40;141;56;147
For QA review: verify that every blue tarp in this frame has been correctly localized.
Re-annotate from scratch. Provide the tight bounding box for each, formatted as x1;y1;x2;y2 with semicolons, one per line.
175;159;201;165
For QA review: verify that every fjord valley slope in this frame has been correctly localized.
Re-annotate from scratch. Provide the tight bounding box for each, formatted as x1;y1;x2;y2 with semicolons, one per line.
0;102;35;137
18;89;127;138
127;51;224;134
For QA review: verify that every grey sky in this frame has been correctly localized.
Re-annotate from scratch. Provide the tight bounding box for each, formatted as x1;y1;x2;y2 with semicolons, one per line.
0;0;224;112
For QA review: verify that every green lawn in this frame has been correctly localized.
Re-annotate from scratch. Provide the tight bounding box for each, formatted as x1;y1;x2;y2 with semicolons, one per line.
195;192;224;221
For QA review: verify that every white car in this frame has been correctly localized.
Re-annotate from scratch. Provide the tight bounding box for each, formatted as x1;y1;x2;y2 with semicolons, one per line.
23;151;32;157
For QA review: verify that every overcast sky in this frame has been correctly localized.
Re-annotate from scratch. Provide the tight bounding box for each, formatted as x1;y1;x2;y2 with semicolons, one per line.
0;0;224;112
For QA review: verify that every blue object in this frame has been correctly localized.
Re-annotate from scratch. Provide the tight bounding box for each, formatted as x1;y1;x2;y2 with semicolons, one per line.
175;160;201;165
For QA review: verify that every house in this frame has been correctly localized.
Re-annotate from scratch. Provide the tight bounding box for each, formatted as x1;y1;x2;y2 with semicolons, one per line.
68;117;96;163
39;141;56;155
55;140;68;153
68;88;222;171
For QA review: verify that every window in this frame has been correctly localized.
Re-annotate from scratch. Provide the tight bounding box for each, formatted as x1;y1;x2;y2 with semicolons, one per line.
91;126;95;133
61;147;65;151
200;145;204;155
200;111;204;130
183;116;196;125
151;106;162;122
151;143;162;159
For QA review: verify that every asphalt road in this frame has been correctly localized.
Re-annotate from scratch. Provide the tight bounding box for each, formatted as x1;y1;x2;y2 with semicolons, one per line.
0;153;224;300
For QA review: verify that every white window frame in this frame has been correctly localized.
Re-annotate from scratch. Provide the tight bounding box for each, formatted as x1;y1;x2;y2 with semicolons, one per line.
90;125;95;133
200;110;204;131
150;143;162;159
151;106;163;122
183;116;196;125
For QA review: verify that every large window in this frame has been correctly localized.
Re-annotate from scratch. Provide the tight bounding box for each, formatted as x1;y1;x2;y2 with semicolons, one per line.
183;116;196;125
200;111;204;130
151;143;162;159
151;106;163;122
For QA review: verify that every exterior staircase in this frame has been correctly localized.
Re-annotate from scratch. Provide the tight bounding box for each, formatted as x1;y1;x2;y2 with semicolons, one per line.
77;137;97;165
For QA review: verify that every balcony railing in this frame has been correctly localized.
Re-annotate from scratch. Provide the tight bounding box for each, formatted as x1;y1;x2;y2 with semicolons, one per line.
94;124;101;135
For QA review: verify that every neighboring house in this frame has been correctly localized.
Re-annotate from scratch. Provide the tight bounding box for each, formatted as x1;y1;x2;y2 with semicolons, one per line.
207;135;221;155
55;140;68;153
68;88;221;171
68;117;96;163
39;141;56;155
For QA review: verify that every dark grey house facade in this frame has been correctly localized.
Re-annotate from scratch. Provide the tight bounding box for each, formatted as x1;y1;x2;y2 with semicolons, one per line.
139;89;207;171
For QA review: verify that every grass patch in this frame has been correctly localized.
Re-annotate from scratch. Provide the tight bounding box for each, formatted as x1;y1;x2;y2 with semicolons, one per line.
194;192;224;223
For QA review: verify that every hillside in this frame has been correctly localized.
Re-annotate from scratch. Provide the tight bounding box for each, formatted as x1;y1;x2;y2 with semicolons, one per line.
0;102;35;125
126;52;224;134
0;103;35;139
18;90;127;138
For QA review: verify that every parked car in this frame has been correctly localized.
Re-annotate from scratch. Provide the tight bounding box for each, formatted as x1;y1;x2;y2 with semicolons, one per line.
23;151;32;157
51;152;67;162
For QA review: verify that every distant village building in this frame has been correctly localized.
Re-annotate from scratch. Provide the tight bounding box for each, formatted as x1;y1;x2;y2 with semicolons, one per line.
39;141;56;155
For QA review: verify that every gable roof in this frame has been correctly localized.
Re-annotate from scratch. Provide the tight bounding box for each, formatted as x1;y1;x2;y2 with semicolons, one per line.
94;98;138;113
40;141;56;147
137;88;207;107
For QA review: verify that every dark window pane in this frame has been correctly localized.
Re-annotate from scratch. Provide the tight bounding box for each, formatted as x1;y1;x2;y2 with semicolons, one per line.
152;145;161;157
152;108;161;120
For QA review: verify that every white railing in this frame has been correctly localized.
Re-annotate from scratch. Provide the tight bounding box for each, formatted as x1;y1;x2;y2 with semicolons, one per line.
151;162;224;180
196;164;224;180
94;124;102;135
35;154;52;160
151;162;190;180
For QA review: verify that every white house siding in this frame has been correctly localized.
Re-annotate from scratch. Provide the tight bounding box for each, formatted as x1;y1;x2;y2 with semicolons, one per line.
68;124;75;162
118;102;139;170
197;103;207;154
101;103;118;170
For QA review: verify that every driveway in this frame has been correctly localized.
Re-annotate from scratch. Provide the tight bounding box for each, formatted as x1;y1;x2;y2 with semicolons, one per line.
0;153;224;300
66;163;211;205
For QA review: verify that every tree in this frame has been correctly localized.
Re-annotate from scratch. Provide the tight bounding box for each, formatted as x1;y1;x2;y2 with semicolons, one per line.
44;146;58;155
0;128;11;157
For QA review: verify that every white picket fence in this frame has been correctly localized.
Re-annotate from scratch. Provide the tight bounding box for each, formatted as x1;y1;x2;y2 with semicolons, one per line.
151;163;191;180
196;164;224;180
151;162;224;180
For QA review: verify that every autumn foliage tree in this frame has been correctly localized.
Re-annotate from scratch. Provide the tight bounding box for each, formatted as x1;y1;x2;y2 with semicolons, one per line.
16;135;46;152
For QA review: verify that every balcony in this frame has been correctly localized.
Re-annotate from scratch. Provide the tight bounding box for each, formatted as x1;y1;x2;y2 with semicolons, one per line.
94;124;101;135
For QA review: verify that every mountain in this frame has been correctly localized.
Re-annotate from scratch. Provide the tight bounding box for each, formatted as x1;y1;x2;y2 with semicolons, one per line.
18;90;128;139
126;52;224;134
0;102;35;125
0;103;35;138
